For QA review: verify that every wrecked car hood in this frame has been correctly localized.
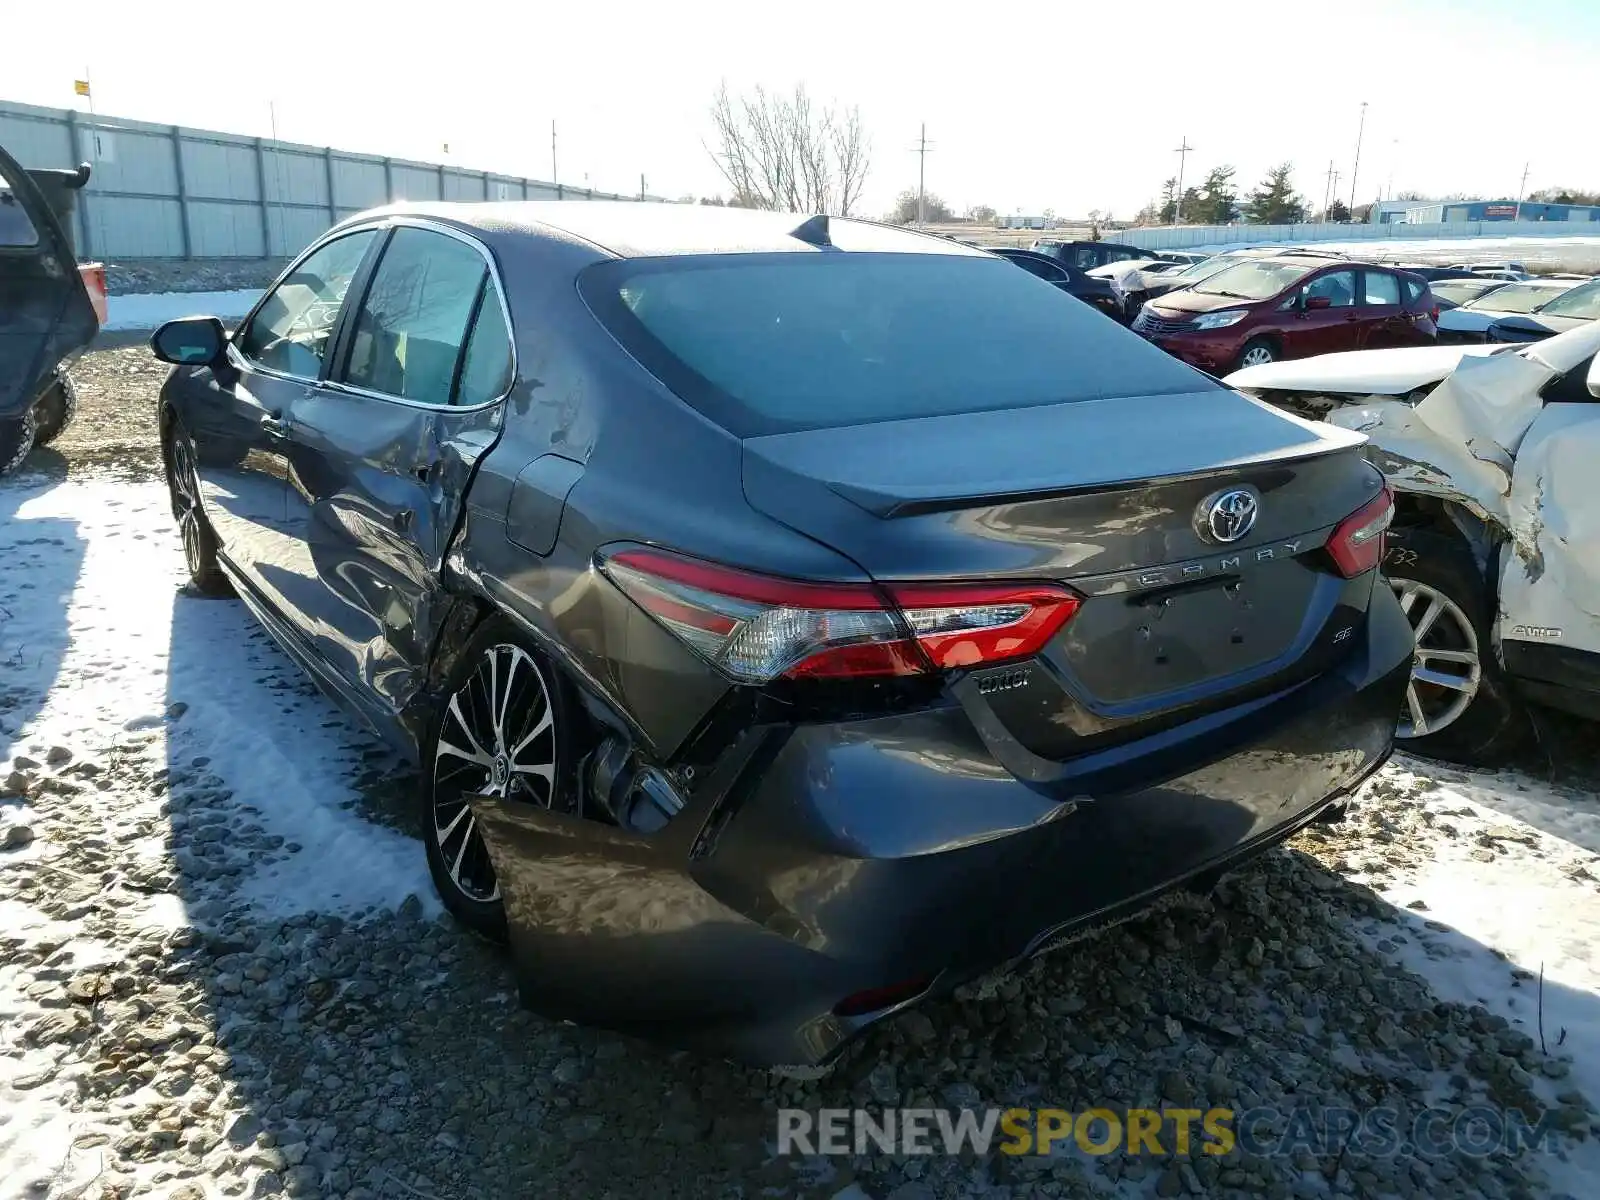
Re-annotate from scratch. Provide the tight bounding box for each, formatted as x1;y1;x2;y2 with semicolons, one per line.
1225;344;1504;396
1243;324;1600;530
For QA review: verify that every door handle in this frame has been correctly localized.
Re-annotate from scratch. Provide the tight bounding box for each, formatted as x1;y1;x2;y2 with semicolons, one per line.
260;412;290;438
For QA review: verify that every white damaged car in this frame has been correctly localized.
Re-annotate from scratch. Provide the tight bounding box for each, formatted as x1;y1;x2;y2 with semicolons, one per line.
1227;321;1600;761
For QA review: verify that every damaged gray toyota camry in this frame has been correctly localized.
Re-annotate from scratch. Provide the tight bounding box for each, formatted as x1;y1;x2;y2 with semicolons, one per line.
149;203;1413;1066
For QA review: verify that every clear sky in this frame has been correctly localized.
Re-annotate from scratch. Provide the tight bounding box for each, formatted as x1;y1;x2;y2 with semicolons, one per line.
6;0;1598;220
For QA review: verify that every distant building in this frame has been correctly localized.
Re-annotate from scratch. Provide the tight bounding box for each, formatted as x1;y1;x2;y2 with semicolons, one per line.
1367;200;1434;224
1001;214;1051;230
1403;200;1600;223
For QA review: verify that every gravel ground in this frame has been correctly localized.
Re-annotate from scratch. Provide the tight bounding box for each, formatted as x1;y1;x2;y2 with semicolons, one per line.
2;346;1597;1199
100;260;290;298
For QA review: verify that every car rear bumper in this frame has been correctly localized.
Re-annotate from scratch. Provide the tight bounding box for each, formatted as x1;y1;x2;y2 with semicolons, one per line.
473;582;1412;1065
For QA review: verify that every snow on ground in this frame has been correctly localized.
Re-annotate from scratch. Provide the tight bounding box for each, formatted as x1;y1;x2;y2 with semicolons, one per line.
1191;232;1600;259
5;471;1600;1197
1347;760;1600;1193
0;478;432;921
0;477;435;1196
103;289;261;333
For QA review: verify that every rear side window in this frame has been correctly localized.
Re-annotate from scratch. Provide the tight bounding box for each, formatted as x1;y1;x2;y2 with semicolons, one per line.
1004;254;1068;283
1363;272;1401;305
1400;277;1424;305
344;227;487;404
456;293;514;405
580;253;1218;436
0;174;39;247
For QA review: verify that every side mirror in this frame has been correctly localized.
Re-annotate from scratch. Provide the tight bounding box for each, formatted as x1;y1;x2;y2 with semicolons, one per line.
1303;294;1333;311
151;316;227;367
1588;351;1600;399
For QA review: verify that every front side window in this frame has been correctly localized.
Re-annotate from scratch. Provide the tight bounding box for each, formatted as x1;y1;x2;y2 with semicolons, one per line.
581;252;1218;436
1363;272;1401;306
1304;270;1357;308
239;231;377;378
343;227;488;404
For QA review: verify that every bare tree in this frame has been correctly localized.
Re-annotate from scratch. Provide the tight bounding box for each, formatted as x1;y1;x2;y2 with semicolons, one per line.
707;82;872;216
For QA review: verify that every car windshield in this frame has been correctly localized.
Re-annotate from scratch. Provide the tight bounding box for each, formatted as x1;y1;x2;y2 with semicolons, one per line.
1431;279;1505;306
1535;280;1600;320
581;253;1218;436
1190;260;1316;299
1464;283;1573;315
1171;254;1236;281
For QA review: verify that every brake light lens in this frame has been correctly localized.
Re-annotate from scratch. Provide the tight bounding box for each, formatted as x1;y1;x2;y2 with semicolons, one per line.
1327;485;1394;578
600;548;1080;682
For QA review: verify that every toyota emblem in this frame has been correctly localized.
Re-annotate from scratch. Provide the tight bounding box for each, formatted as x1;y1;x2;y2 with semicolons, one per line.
1197;487;1260;544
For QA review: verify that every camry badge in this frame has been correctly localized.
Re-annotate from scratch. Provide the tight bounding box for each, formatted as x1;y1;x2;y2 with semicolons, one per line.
1197;487;1260;544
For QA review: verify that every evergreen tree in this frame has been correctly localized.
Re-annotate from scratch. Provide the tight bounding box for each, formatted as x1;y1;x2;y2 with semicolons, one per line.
1245;164;1308;224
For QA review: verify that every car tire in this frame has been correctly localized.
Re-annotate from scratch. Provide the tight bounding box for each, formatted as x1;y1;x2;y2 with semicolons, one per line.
1383;528;1526;764
32;371;79;447
1236;338;1278;370
0;409;38;479
421;619;581;942
163;416;232;597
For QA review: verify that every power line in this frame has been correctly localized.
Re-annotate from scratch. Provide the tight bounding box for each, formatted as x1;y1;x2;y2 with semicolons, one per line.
1173;137;1194;223
1349;101;1368;211
909;124;935;225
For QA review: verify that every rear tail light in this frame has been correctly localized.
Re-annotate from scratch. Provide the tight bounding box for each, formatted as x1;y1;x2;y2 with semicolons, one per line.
600;547;1081;683
1430;304;1440;322
1327;485;1394;578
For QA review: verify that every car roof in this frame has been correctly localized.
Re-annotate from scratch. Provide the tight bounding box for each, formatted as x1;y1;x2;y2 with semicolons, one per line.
343;201;990;261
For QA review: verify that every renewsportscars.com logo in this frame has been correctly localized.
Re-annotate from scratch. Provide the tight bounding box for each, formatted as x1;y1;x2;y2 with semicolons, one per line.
777;1105;1565;1159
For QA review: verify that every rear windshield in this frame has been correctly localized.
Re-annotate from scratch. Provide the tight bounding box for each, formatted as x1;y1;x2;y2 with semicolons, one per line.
1536;280;1600;321
1464;283;1573;315
1190;260;1316;300
580;253;1217;436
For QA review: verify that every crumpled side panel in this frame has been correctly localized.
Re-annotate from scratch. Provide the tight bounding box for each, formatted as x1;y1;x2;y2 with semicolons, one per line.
1413;351;1552;466
1499;406;1600;655
1324;399;1514;531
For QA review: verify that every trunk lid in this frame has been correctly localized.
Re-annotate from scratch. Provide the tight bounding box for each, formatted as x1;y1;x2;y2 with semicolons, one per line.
742;389;1384;760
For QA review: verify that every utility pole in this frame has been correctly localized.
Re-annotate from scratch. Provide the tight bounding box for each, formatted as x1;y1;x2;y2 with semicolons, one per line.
639;173;646;201
1516;162;1530;219
910;124;934;226
551;120;558;187
1323;160;1336;220
1173;137;1193;223
1349;101;1367;211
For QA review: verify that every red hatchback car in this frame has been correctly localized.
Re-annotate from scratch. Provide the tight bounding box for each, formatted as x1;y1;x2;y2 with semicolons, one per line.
1132;255;1438;372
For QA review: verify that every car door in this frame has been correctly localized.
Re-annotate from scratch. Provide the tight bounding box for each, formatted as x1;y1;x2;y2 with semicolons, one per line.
0;143;98;426
193;229;381;604
1354;269;1410;349
1282;268;1359;358
279;222;512;720
1496;354;1600;700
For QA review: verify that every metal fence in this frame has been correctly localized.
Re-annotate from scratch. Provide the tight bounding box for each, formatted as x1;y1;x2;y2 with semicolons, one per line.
0;98;662;261
1116;220;1600;252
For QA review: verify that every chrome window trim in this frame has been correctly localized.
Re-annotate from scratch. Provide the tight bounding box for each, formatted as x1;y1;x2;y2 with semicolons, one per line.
230;226;385;386
234;216;518;413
